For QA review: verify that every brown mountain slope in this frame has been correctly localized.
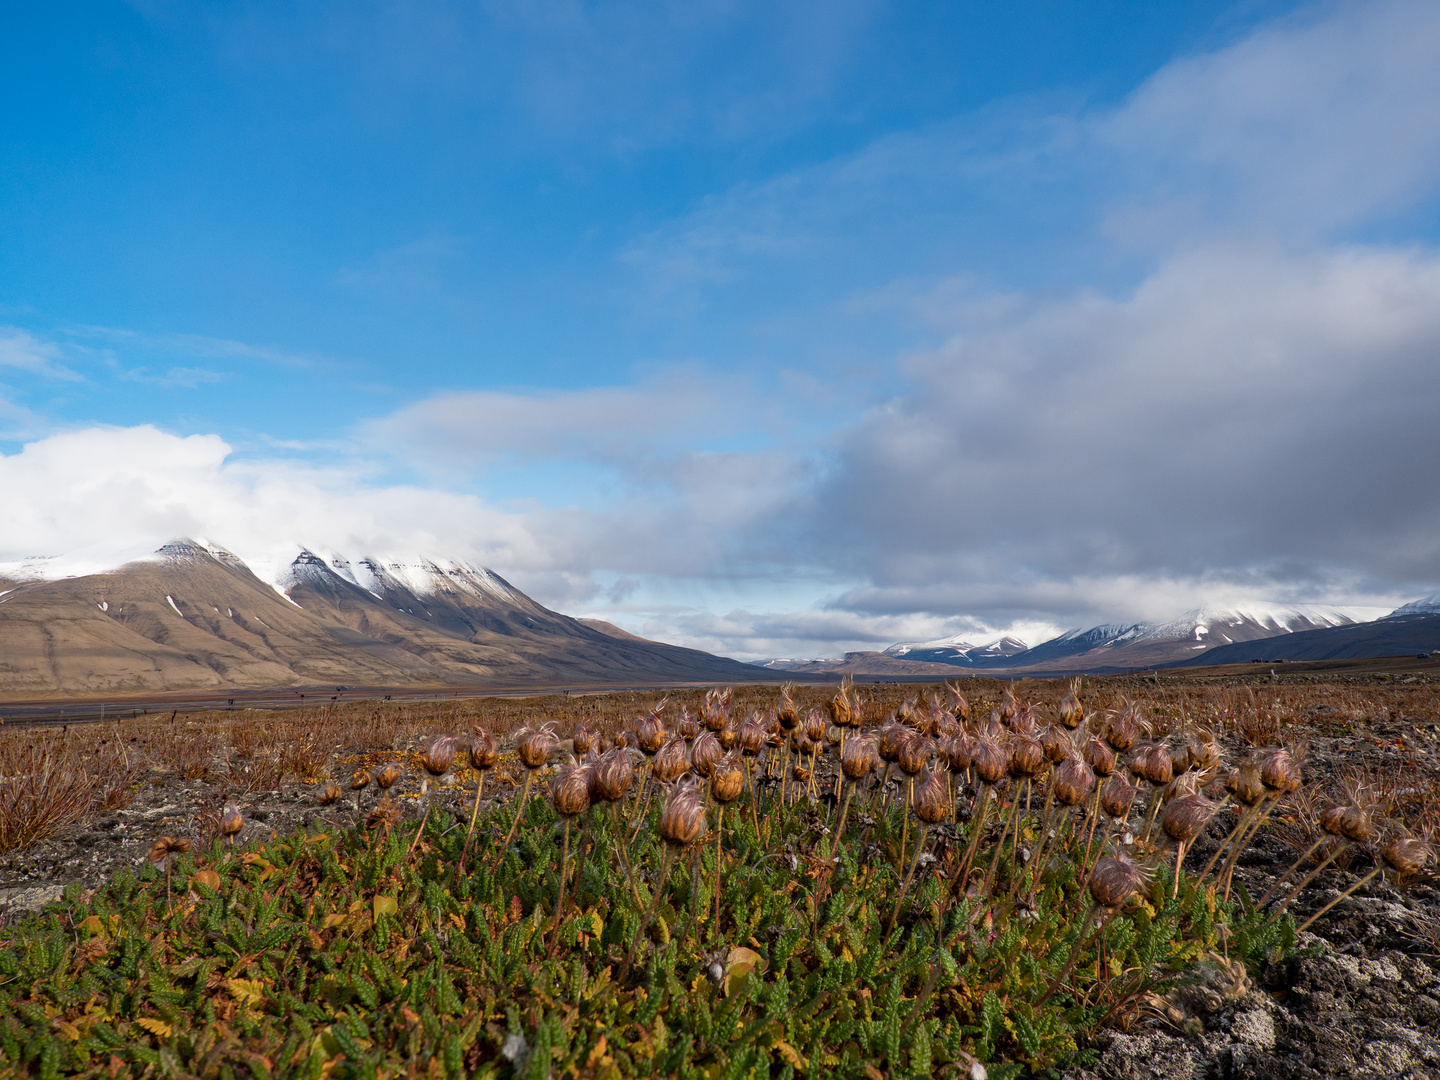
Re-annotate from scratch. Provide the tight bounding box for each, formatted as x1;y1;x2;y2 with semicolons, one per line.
0;540;768;697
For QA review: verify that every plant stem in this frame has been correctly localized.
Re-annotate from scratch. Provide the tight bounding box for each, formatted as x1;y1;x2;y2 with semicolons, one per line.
456;772;486;878
550;817;571;950
955;784;992;895
1269;841;1349;917
406;786;434;859
886;823;929;937
1295;866;1383;934
984;786;1021;895
621;843;677;982
611;801;645;910
1257;834;1328;908
713;807;725;944
496;770;534;859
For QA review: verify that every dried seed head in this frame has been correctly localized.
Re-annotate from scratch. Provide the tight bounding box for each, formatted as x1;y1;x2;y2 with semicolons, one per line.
421;736;458;778
972;736;1008;786
1101;774;1138;819
946;682;971;720
317;783;342;806
1089;855;1144;909
877;721;907;763
1008;736;1045;779
1058;680;1084;729
717;723;739;751
571;726;595;756
702;687;730;732
840;734;881;781
1167;743;1193;776
1083;737;1117;777
1260;748;1301;793
803;709;828;744
1106;711;1139;753
778;685;801;730
591;748;637;802
1226;762;1266;806
678;711;700;741
1132;744;1173;788
691;730;723;778
897;731;931;776
1188;732;1222;773
1053;757;1096;807
914;768;953;824
658;783;707;846
941;733;973;773
1000;688;1019;721
1041;726;1071;764
517;726;557;770
711;758;746;803
220;805;244;837
794;733;818;758
653;738;691;784
1320;803;1373;844
636;713;668;755
1381;836;1431;877
551;765;592;818
469;727;499;770
366;797;400;833
349;770;371;792
1161;794;1218;844
738;716;767;756
935;712;961;740
148;835;190;862
374;764;400;791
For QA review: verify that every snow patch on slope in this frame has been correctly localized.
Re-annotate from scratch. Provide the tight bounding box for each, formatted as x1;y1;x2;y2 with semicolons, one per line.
1390;593;1440;616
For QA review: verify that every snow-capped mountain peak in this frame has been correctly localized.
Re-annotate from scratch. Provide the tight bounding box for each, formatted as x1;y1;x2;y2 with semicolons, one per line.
1390;593;1440;617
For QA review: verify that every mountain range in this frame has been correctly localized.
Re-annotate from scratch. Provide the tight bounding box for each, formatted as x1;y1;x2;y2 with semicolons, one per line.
759;601;1440;677
0;539;767;697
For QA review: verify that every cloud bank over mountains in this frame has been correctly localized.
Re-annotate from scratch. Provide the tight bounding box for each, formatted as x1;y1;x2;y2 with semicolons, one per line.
4;0;1440;661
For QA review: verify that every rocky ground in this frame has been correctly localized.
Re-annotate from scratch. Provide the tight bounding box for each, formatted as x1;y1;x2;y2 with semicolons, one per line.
2;695;1437;1079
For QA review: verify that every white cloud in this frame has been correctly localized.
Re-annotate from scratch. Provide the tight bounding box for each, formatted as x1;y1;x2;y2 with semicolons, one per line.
813;243;1440;625
1099;0;1440;240
0;326;81;381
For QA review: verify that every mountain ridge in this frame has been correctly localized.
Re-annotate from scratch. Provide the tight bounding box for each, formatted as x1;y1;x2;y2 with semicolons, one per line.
0;538;769;697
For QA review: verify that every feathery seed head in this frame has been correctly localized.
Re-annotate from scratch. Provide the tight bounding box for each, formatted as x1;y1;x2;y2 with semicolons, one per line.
1101;774;1138;819
469;727;500;770
1008;736;1045;779
421;735;458;778
1053;757;1097;807
973;736;1009;785
1161;794;1218;844
897;730;931;776
551;765;592;817
317;783;342;806
946;681;971;720
840;734;881;781
877;720;907;763
1089;855;1144;909
1320;803;1372;843
1381;836;1431;877
711;757;746;803
374;764;400;791
1083;736;1117;777
1058;679;1084;728
148;835;190;863
1260;748;1301;793
658;782;707;846
636;713;668;755
1226;762;1266;806
653;737;691;784
349;769;371;792
803;708;828;744
738;715;766;756
219;804;244;837
516;726;557;770
690;730;723;777
914;768;953;824
591;748;637;802
571;725;595;756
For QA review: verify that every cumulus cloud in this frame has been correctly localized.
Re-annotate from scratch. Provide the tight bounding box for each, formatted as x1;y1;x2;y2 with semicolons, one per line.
814;243;1440;625
0;426;541;587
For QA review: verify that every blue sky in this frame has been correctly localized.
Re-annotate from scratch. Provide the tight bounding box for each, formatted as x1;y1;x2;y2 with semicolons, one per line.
4;0;1440;660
